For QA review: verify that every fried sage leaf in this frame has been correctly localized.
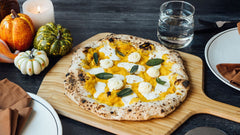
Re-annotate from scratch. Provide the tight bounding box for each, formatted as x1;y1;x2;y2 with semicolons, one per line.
117;88;133;97
93;52;98;65
116;48;125;56
156;78;166;85
95;72;113;79
130;65;139;74
146;58;164;66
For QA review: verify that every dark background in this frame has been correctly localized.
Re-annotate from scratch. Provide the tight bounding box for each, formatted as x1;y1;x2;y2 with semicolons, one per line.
1;0;240;134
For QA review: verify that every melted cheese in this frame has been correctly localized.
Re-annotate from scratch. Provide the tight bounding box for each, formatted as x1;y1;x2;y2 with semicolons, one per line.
126;75;144;84
94;82;106;98
99;44;120;61
82;46;108;69
117;62;145;74
83;67;104;75
149;50;165;59
79;51;86;59
141;92;160;100
113;74;125;80
154;76;170;94
81;39;177;107
121;93;137;106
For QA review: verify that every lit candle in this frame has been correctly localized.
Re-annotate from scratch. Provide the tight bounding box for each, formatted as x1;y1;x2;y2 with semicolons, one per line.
37;6;40;13
23;0;55;30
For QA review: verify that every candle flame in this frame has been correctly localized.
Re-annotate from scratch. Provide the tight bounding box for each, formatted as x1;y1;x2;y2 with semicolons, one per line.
37;6;40;13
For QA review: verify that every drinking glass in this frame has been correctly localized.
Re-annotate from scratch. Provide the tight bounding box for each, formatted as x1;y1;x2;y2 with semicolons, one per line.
157;1;195;49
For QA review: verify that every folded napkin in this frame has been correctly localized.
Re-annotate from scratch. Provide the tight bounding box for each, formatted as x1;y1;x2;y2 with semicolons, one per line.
0;79;32;135
216;64;240;88
237;22;240;34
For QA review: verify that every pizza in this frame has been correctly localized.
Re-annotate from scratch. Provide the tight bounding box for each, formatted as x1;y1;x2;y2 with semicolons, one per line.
64;34;190;120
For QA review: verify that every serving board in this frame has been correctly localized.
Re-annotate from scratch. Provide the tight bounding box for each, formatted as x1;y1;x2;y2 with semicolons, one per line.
37;33;240;135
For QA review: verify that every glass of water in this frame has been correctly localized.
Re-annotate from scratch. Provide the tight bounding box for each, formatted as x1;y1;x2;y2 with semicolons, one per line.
157;1;195;49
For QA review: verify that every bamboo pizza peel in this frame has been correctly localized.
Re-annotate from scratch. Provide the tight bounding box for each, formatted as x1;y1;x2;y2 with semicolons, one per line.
37;33;240;135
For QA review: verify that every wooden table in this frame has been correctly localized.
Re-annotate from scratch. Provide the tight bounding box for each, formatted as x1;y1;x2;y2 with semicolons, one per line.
1;0;240;134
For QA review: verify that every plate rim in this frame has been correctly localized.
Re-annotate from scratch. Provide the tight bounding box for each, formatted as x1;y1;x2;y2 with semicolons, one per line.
204;27;240;91
27;92;63;135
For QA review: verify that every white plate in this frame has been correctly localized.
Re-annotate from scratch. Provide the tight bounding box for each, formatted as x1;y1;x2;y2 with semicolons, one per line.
205;27;240;91
21;93;62;135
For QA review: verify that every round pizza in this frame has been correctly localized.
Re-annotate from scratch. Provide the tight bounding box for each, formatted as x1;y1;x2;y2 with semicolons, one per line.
64;34;190;120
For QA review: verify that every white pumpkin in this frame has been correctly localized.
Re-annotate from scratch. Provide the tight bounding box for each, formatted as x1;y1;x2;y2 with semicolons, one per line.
14;49;49;76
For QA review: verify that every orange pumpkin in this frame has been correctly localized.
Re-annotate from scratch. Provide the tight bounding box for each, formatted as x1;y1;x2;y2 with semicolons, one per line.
0;9;34;51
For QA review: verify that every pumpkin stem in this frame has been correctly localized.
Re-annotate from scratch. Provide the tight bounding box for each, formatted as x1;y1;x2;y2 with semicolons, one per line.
11;9;19;19
29;48;35;59
57;29;61;40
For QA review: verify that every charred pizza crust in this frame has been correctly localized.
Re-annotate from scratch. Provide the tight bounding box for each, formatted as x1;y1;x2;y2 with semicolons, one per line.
64;34;190;120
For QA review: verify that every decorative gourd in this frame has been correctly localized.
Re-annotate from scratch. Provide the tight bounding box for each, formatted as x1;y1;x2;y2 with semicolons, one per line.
0;0;20;21
14;49;49;76
0;9;34;51
33;22;73;56
0;38;19;63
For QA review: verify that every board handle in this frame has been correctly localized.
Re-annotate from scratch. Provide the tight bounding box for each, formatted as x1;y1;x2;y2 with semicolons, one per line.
197;95;240;123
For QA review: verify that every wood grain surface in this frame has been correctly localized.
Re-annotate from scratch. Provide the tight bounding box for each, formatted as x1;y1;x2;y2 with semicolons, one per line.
37;33;240;135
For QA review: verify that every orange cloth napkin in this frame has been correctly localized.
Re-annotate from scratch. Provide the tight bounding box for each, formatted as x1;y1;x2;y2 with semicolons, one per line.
216;63;240;88
237;22;240;34
0;79;32;135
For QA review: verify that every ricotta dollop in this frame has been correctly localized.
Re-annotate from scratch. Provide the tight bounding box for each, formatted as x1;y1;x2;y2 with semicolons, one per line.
100;59;113;69
138;82;152;94
128;52;141;63
147;67;160;78
107;78;124;91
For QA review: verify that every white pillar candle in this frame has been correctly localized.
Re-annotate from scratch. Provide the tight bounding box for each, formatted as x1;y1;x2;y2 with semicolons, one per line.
23;0;55;31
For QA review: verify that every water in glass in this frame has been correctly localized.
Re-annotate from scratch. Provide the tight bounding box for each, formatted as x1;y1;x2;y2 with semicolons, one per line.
157;3;194;49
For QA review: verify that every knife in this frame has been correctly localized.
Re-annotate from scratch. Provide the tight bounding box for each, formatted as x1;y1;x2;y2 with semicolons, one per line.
198;19;239;28
195;19;239;33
